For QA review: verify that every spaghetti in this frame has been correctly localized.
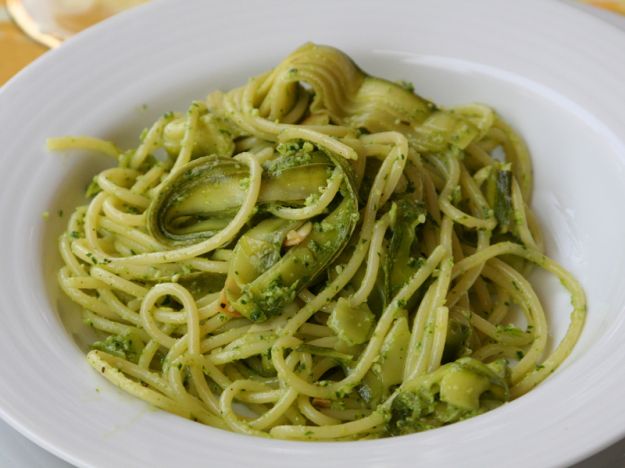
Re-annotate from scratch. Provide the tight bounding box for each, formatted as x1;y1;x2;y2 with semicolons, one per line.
53;43;586;440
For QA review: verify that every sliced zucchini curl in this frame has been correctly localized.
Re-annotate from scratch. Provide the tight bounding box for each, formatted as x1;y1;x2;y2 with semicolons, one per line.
223;142;359;322
484;162;514;234
148;143;335;246
254;43;494;153
147;140;359;322
148;156;250;245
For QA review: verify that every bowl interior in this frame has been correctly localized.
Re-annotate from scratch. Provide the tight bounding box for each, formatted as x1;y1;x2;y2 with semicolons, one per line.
4;40;625;468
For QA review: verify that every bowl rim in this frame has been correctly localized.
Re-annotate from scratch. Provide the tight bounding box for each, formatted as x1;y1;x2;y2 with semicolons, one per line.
2;0;625;467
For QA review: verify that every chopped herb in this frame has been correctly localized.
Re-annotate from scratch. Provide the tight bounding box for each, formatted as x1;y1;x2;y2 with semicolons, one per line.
397;80;415;93
85;178;102;198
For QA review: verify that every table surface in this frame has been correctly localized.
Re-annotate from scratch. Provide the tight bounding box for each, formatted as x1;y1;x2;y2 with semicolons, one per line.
1;1;625;466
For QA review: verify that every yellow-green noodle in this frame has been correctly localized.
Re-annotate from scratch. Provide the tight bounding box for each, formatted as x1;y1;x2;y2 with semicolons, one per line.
53;43;586;440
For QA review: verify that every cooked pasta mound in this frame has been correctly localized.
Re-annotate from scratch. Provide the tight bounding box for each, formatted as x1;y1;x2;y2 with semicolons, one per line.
52;43;586;440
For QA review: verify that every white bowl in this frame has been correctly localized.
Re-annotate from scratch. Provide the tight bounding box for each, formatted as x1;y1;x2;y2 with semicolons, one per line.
1;0;625;466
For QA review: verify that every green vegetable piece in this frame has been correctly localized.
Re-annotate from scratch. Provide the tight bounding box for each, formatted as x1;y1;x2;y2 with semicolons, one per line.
357;371;386;407
91;332;144;363
224;141;359;322
266;44;436;133
441;316;471;363
485;163;513;233
439;366;491;410
383;198;426;305
348;77;434;132
385;357;509;436
228;193;358;321
328;297;375;345
85;177;102;198
372;315;410;388
411;105;493;153
147;150;332;246
261;149;333;204
224;217;301;300
148;156;250;245
396;80;415;93
387;390;442;435
179;272;226;298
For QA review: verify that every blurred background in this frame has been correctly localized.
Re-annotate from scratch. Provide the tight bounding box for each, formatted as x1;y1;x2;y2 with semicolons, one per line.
1;0;146;84
1;0;625;86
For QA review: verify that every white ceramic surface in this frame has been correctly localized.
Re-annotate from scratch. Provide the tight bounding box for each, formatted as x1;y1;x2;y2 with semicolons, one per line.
2;1;625;467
